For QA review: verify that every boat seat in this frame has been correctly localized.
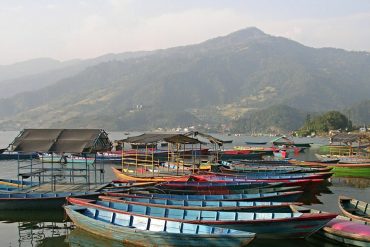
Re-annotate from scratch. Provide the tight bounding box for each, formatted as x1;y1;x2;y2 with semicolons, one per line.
166;221;181;233
131;216;148;230
113;213;131;226
148;218;165;232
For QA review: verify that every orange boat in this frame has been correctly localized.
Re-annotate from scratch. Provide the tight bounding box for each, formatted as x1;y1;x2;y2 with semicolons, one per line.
111;167;190;182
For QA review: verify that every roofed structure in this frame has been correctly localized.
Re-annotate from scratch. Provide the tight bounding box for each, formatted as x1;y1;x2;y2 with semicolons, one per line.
9;129;111;153
330;133;370;144
185;131;225;146
121;133;201;144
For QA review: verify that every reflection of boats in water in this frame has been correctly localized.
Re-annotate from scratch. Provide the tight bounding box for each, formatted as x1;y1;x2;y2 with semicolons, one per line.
4;219;72;247
67;228;123;247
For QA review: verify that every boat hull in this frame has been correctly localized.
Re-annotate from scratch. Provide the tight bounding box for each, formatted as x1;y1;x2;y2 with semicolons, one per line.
0;192;101;210
65;206;255;246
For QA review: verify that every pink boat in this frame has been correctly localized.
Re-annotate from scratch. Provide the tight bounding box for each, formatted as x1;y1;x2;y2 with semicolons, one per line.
317;217;370;246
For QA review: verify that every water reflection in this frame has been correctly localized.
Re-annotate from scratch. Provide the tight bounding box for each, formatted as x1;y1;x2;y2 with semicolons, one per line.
0;210;71;247
330;177;370;189
67;228;123;247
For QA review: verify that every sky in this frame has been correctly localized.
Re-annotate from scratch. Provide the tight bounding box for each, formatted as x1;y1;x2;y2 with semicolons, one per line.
1;0;370;65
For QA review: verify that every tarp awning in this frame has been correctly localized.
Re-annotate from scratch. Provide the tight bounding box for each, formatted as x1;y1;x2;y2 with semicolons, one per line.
9;129;111;153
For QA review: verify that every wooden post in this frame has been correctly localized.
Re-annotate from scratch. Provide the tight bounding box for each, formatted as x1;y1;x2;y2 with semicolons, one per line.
121;142;125;173
152;145;154;177
135;146;138;175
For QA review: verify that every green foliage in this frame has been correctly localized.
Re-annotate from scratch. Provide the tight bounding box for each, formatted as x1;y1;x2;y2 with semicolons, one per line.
299;111;351;134
232;105;306;133
0;27;370;130
346;100;370;126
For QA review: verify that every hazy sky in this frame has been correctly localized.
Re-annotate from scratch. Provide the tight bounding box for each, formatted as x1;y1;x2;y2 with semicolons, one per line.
1;0;370;65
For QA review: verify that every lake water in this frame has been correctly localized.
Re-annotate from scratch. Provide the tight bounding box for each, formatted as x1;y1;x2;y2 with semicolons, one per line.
0;131;369;246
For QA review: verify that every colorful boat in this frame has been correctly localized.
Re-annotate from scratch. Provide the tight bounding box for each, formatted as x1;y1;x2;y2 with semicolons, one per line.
0;179;40;192
104;190;304;202
190;172;333;181
339;196;370;223
155;181;282;191
271;136;311;148
317;218;370;246
218;165;332;174
99;195;303;212
67;197;336;239
112;167;187;182
0;151;38;160
149;185;300;196
64;205;256;246
0;191;101;210
295;206;370;246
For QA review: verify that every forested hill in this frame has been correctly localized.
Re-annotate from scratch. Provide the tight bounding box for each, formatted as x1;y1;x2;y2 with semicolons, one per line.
0;27;369;131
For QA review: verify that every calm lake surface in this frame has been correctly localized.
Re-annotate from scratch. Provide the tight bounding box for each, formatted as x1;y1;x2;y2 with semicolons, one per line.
0;131;369;246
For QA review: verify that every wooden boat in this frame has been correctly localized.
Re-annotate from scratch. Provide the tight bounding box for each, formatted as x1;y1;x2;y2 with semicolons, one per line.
0;179;40;192
148;185;300;196
188;174;325;190
293;160;370;178
293;206;370;247
0;151;38;160
0;191;101;210
64;205;256;246
99;195;303;212
217;150;265;160
297;206;370;246
155;181;282;191
191;172;333;181
245;141;267;145
339;196;370;223
104;190;304;202
317;218;370;246
112;167;187;182
68;197;336;239
219;165;332;174
271;136;311;148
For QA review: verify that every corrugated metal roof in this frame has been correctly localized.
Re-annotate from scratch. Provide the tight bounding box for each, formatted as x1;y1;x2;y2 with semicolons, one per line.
121;133;201;144
9;129;111;153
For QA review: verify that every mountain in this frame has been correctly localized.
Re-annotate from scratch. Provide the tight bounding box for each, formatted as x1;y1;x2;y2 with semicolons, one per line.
0;58;67;82
232;105;307;133
0;51;154;98
347;100;370;126
0;27;370;131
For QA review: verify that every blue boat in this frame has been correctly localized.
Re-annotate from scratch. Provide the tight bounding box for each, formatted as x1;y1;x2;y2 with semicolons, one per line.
68;197;337;239
0;179;40;192
64;205;256;246
99;195;303;212
0;191;101;210
0;151;37;160
105;190;304;202
149;185;300;196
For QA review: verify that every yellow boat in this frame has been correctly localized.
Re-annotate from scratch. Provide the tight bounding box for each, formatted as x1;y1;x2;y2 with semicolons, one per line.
111;167;187;182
